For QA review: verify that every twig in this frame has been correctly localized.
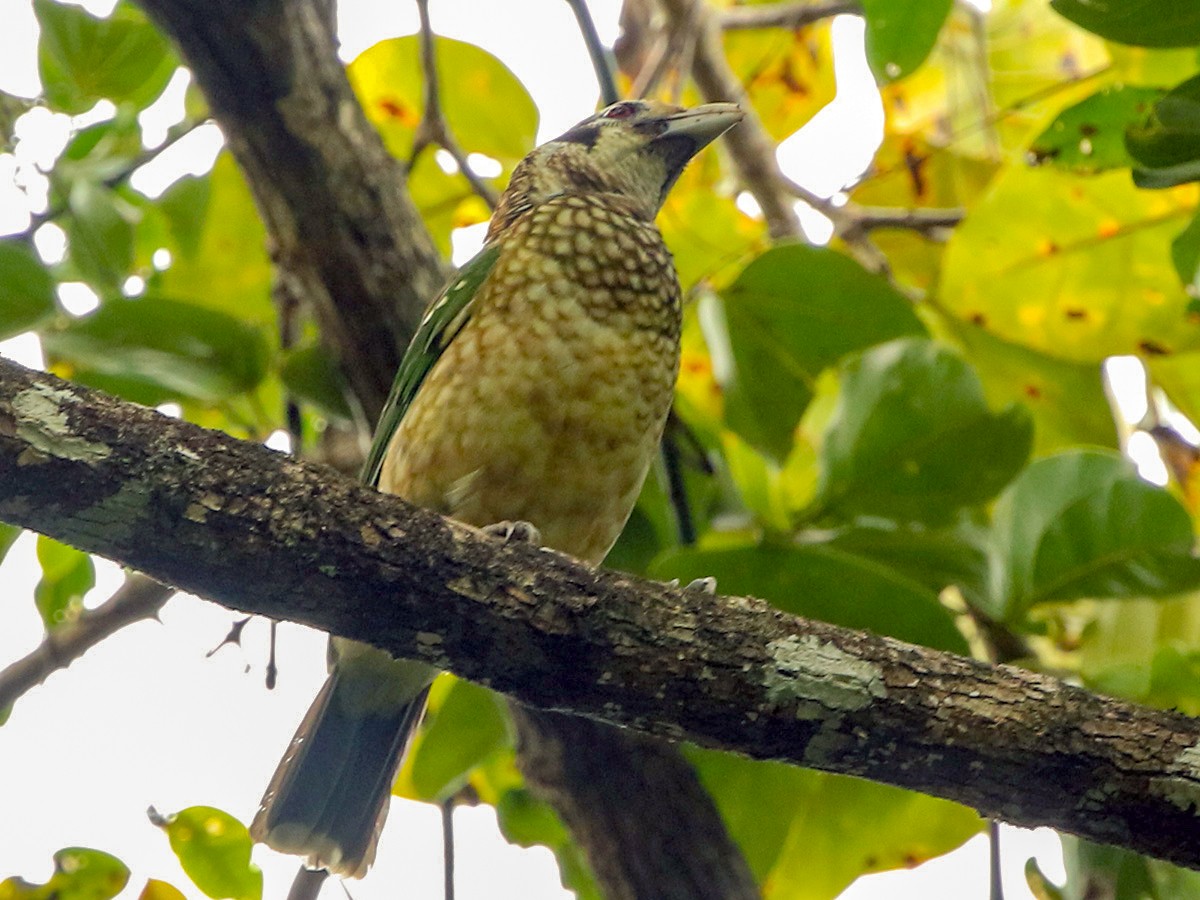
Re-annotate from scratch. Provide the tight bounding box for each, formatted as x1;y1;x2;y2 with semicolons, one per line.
442;797;456;900
840;206;965;240
0;572;173;714
410;0;498;209
650;0;963;272
989;820;1004;900
286;866;328;900
23;119;207;238
657;0;803;239
719;0;861;30
565;0;620;105
266;619;279;689
661;412;697;546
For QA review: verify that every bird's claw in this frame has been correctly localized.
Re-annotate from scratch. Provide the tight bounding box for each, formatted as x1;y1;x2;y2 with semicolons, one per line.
483;520;542;546
665;576;718;596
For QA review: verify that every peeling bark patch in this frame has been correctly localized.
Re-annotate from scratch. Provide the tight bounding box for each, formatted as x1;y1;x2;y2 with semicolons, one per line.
1154;741;1200;814
13;384;112;463
764;635;886;718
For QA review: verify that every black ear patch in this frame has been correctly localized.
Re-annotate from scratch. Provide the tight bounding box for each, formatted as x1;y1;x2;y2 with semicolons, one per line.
557;123;602;148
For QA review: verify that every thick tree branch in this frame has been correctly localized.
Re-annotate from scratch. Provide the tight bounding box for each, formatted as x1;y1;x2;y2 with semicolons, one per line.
3;357;1200;870
0;573;173;713
132;0;447;425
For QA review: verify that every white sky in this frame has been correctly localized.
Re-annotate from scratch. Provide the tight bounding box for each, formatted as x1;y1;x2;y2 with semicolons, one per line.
0;1;1069;898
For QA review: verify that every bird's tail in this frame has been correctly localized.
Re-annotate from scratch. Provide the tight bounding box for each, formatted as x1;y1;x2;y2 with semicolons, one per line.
250;663;431;878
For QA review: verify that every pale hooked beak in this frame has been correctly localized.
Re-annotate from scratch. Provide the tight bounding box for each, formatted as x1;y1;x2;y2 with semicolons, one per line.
654;102;744;151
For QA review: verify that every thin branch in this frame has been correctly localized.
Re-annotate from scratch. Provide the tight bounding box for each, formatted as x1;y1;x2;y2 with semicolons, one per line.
719;0;861;30
838;205;966;242
565;0;620;105
657;0;803;239
0;572;173;713
285;866;327;900
989;820;1004;900
3;356;1200;871
661;413;697;546
21;119;207;239
410;0;498;210
442;797;455;900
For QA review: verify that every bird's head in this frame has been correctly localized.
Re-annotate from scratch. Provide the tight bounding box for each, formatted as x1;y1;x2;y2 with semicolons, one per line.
488;99;742;239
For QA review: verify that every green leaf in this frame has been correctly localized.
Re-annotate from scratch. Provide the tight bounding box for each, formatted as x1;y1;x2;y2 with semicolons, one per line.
494;789;600;900
64;180;137;291
34;535;94;630
689;749;982;900
719;25;837;141
940;165;1200;362
35;0;176;114
0;523;20;567
816;338;1032;523
1147;351;1200;426
138;881;188;900
150;155;274;327
0;847;129;900
348;35;538;163
159;806;262;900
1128;74;1200;188
1029;85;1165;172
826;523;990;610
43;297;270;403
1171;207;1200;291
1050;0;1200;48
987;450;1200;620
860;0;953;83
279;344;353;422
603;503;668;576
346;35;536;250
407;679;508;800
1061;837;1200;900
937;312;1118;455
57;110;144;184
651;542;969;653
155;174;211;262
0;240;56;340
719;244;925;462
1026;858;1067;900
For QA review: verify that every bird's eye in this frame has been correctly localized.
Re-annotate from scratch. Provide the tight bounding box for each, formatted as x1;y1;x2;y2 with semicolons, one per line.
602;102;638;120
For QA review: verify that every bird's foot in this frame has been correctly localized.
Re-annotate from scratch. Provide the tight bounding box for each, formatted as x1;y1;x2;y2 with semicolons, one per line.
483;520;542;546
665;576;718;596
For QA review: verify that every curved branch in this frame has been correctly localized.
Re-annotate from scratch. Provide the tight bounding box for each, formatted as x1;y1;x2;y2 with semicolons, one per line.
565;0;620;105
2;357;1199;871
0;572;173;714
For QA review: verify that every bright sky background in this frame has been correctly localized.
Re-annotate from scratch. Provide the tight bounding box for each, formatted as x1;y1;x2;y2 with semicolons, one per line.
0;1;1071;897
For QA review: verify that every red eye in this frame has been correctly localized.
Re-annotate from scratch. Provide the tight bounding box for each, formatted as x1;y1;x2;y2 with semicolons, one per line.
602;102;637;120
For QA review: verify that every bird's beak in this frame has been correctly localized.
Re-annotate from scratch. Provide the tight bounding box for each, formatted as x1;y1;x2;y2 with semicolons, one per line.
653;102;744;153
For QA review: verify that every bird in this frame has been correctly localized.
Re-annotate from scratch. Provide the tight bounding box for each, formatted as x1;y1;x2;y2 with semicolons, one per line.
250;98;743;878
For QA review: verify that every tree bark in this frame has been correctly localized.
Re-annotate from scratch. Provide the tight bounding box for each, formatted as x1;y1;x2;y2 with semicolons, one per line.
3;356;1200;870
511;706;759;900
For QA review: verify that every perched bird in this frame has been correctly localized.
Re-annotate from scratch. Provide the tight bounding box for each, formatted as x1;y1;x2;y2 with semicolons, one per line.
251;98;742;877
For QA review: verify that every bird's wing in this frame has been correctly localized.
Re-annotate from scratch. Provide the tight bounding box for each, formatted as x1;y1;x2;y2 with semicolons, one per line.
359;243;502;487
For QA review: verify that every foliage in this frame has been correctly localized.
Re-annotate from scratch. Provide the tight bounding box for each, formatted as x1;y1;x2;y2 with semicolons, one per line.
3;0;1200;898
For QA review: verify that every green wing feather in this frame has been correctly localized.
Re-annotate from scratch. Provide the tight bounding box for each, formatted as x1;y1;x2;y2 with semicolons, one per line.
359;244;502;487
